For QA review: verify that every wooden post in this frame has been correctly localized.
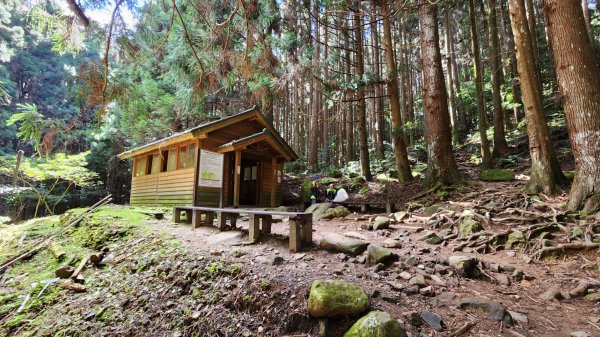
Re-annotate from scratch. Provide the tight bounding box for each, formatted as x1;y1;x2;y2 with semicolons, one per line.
270;157;277;207
301;215;313;244
217;212;227;230
289;217;302;253
233;150;241;207
262;215;272;235
173;207;181;223
206;211;214;224
13;150;23;186
185;210;192;224
192;210;202;229
249;214;260;241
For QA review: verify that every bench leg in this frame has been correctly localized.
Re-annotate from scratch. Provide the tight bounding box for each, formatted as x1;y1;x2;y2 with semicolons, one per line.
249;214;260;241
217;212;227;231
192;210;202;229
206;212;214;225
173;208;181;223
301;215;312;244
261;215;272;235
289;217;302;253
184;210;192;224
230;215;237;229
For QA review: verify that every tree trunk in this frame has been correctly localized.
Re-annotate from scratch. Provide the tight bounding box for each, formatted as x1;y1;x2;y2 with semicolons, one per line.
445;10;460;145
353;3;372;180
309;1;320;173
508;0;565;194
344;22;354;164
544;0;600;212
371;12;385;159
468;0;493;167
581;0;593;45
381;0;412;183
488;0;510;157
419;0;461;188
323;18;330;167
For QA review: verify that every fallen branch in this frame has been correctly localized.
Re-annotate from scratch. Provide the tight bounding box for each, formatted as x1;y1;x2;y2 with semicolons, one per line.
449;321;476;336
71;256;89;280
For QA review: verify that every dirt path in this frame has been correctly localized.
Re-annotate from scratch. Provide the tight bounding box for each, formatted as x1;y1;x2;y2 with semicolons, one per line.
161;185;600;337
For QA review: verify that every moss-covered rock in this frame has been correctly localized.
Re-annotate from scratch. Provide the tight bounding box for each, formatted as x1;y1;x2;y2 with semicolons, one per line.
367;244;396;266
373;216;390;230
479;169;516;182
305;203;333;220
458;217;483;238
506;231;526;249
343;311;406;337
320;234;370;256
448;255;478;278
307;280;370;318
322;206;351;220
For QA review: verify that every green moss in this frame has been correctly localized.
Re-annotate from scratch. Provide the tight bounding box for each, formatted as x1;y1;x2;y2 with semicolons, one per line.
506;231;526;249
437;191;450;201
459;218;483;237
307;280;370;318
322;206;351;220
564;171;575;182
259;280;270;291
343;311;406;337
479;169;515;182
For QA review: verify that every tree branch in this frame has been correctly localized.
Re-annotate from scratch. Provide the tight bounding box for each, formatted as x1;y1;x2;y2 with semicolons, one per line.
65;0;90;27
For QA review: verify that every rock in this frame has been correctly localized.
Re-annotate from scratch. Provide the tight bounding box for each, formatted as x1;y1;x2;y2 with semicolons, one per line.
307;280;370;318
393;211;408;221
494;274;511;286
429;274;446;286
360;223;373;231
507;310;528;324
367;245;396;266
512;269;524;281
584;292;600;302
418;231;443;245
343;311;406;337
403;285;419;295
419;286;434;296
409;275;427;288
345;232;369;241
458;217;483;237
387;281;404;291
320;235;370;256
420;311;443;331
322;206;351;220
272;256;284;265
382;239;402;249
405;256;419;267
539;288;564;301
210;250;222;256
571;332;590;337
305;203;333;220
399;271;412;280
479;168;515;182
381;293;398;303
422;204;441;216
448;256;478;278
454;297;511;323
569;280;590;298
55;266;75;279
499;263;516;273
373;216;391;230
506;231;526;249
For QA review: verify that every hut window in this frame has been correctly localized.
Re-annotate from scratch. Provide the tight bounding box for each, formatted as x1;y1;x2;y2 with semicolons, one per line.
135;157;147;177
161;150;168;172
167;149;177;171
149;154;160;174
178;146;187;169
177;143;196;169
187;144;195;167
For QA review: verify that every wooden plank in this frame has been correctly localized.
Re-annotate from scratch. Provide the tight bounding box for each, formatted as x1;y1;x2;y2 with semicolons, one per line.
249;215;260;241
270;157;276;207
289;217;302;253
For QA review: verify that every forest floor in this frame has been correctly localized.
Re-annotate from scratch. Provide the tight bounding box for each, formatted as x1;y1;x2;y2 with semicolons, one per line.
1;147;599;336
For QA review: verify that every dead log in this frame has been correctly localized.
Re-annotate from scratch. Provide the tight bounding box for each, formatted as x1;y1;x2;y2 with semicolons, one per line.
48;242;66;260
55;266;75;279
90;252;106;266
60;282;86;293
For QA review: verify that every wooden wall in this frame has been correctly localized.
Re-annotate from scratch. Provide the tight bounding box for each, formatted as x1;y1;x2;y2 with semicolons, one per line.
131;167;195;206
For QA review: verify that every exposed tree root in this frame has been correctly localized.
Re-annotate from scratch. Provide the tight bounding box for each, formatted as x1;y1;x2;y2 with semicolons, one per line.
533;242;600;259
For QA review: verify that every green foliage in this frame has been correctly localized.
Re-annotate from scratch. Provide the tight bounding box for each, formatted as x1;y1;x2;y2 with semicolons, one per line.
6;103;48;155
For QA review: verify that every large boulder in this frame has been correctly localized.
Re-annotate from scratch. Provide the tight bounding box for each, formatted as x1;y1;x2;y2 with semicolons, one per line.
320;234;370;256
305;203;333;220
343;311;406;337
308;280;370;318
373;216;390;230
367;244;396;265
458;217;483;237
322;206;351;220
448;256;478;278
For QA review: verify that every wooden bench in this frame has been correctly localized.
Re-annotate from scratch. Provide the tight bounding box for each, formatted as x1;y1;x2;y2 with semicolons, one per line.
172;206;313;252
336;200;394;213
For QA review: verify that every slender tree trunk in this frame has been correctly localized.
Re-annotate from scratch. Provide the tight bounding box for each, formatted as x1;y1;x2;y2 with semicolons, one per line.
581;0;593;45
508;0;566;194
381;0;412;183
419;0;461;188
323;18;330;167
353;3;372;180
309;1;320;172
344;23;354;163
371;12;385;159
544;0;600;212
449;19;466;140
468;0;493;167
488;0;510;157
445;10;459;145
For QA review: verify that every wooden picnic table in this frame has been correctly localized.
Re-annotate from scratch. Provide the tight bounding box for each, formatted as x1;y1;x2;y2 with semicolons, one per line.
172;206;312;253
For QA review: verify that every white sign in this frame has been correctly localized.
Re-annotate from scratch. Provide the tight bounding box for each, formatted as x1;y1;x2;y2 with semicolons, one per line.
198;150;224;188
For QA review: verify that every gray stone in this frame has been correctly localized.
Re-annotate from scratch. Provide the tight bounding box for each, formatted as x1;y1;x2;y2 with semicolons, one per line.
512;269;524;281
319;234;370;256
409;274;427;288
367;244;396;266
507;310;528;324
454;297;511;323
399;271;412;280
571;332;589;337
418;231;443;245
307;280;370;318
448;255;478;278
344;231;369;241
539;288;564;301
272;256;284;265
458;217;483;237
305;203;333;220
382;238;402;248
343;311;406;337
419;286;434;296
584;292;600;302
494;274;511;286
381;293;398;303
360;223;373;231
373;216;391;230
499;263;516;272
393;211;409;221
420;311;443;331
403;285;419;295
405;256;419;266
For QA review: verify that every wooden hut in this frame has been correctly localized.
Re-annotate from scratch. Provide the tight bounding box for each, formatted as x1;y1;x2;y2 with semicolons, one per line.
118;107;298;208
